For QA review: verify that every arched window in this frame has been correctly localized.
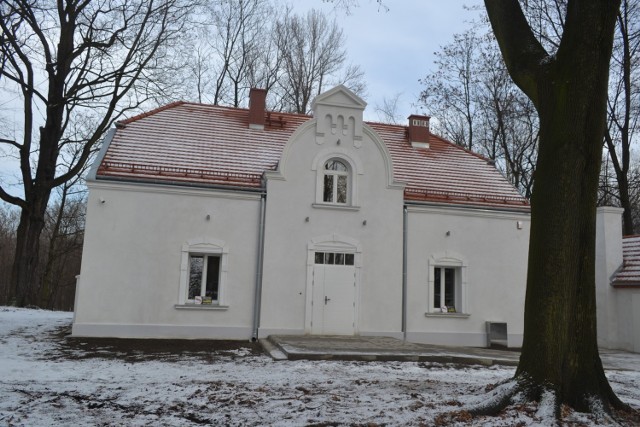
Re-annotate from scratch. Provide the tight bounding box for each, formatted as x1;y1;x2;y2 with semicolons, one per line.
323;159;349;204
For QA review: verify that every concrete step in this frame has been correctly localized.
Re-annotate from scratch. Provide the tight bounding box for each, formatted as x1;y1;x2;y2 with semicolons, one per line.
259;337;288;360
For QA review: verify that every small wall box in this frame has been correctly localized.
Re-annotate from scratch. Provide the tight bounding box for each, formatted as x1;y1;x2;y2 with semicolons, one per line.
486;321;508;348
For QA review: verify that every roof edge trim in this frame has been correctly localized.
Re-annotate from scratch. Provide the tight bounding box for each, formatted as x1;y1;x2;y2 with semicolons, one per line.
87;128;116;182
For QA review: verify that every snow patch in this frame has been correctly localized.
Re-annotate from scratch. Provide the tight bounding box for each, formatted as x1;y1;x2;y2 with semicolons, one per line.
1;307;639;426
535;389;556;420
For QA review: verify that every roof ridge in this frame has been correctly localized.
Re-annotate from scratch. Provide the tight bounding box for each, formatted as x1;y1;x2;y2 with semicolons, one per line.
118;101;313;126
118;101;186;125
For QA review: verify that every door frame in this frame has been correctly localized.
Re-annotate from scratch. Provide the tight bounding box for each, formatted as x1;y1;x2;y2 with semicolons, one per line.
305;234;362;335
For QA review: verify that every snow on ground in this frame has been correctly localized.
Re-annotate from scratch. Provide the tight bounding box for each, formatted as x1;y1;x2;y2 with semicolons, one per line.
1;307;639;426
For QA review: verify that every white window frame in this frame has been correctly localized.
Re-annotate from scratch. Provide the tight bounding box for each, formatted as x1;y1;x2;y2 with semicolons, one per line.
311;150;363;208
427;252;468;315
322;159;350;204
178;238;229;307
432;266;459;312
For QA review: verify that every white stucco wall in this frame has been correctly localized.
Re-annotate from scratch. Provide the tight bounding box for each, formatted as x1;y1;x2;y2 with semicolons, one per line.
405;204;530;347
259;91;406;338
595;206;624;349
593;206;640;353
608;290;640;352
72;181;262;339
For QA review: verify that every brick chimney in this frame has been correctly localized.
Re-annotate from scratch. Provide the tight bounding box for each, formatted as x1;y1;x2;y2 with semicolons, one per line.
407;114;430;149
248;88;267;130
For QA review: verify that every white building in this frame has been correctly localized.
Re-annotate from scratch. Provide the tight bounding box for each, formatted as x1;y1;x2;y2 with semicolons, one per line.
596;207;640;352
72;85;532;347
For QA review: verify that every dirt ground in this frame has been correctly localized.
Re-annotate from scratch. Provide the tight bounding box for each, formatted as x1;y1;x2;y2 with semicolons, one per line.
52;325;263;363
3;310;640;426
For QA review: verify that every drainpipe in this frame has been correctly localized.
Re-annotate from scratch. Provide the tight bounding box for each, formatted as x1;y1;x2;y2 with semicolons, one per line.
251;194;267;341
402;205;408;341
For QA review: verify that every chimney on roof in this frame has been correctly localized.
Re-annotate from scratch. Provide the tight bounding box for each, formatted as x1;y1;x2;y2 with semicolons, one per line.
248;88;267;130
407;114;430;149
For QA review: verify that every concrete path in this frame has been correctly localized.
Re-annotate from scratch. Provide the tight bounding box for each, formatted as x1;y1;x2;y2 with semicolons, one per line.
261;335;520;366
260;335;640;370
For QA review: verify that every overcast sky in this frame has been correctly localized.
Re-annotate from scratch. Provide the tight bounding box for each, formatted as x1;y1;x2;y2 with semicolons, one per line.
292;0;483;123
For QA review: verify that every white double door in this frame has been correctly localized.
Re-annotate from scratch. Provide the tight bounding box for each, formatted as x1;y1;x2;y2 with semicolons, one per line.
311;261;356;335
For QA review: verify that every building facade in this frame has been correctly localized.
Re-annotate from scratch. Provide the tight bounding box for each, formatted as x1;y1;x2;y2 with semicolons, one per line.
72;86;531;347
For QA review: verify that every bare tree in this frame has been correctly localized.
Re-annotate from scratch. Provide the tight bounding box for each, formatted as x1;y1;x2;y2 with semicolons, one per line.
522;0;640;234
474;0;624;417
604;0;640;234
186;0;279;107
420;31;479;150
420;29;538;197
0;0;195;306
375;92;403;125
275;8;366;114
39;183;86;311
0;204;18;303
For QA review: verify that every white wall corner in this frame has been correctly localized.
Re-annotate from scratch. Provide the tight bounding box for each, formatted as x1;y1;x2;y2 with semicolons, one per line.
595;206;624;348
595;206;624;281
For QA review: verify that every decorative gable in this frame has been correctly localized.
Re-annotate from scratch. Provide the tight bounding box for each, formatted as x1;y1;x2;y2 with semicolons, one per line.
311;85;366;148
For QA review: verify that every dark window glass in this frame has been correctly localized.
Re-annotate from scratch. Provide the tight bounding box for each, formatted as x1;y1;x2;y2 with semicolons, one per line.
205;256;220;301
434;268;441;309
188;256;204;299
335;253;344;265
323;175;333;202
337;175;347;203
326;252;335;264
345;253;354;265
315;252;325;264
444;267;455;307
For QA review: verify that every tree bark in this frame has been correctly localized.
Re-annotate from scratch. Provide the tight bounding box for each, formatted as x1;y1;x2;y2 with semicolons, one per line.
485;0;624;413
10;191;50;306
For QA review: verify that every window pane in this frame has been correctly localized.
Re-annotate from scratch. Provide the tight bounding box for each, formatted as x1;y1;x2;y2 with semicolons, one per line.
433;268;441;309
315;252;325;264
337;176;347;203
345;253;354;265
188;256;204;299
326;252;335;264
444;268;455;308
323;174;334;202
335;253;344;265
205;256;220;301
325;160;347;171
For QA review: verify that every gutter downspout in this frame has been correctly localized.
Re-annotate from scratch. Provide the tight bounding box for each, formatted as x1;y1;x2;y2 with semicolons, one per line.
251;194;267;341
402;205;408;341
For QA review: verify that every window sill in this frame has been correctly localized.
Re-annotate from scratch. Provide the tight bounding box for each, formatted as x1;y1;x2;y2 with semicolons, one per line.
312;203;360;211
174;304;229;311
424;312;470;318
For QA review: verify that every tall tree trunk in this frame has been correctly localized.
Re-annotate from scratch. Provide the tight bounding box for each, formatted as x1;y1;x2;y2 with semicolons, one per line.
480;0;625;416
518;78;621;410
10;192;49;306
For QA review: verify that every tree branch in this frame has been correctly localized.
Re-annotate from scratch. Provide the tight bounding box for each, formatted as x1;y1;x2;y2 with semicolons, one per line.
0;185;27;209
484;0;549;107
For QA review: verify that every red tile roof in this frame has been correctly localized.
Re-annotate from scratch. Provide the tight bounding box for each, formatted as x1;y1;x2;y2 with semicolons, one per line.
612;236;640;287
97;102;529;209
